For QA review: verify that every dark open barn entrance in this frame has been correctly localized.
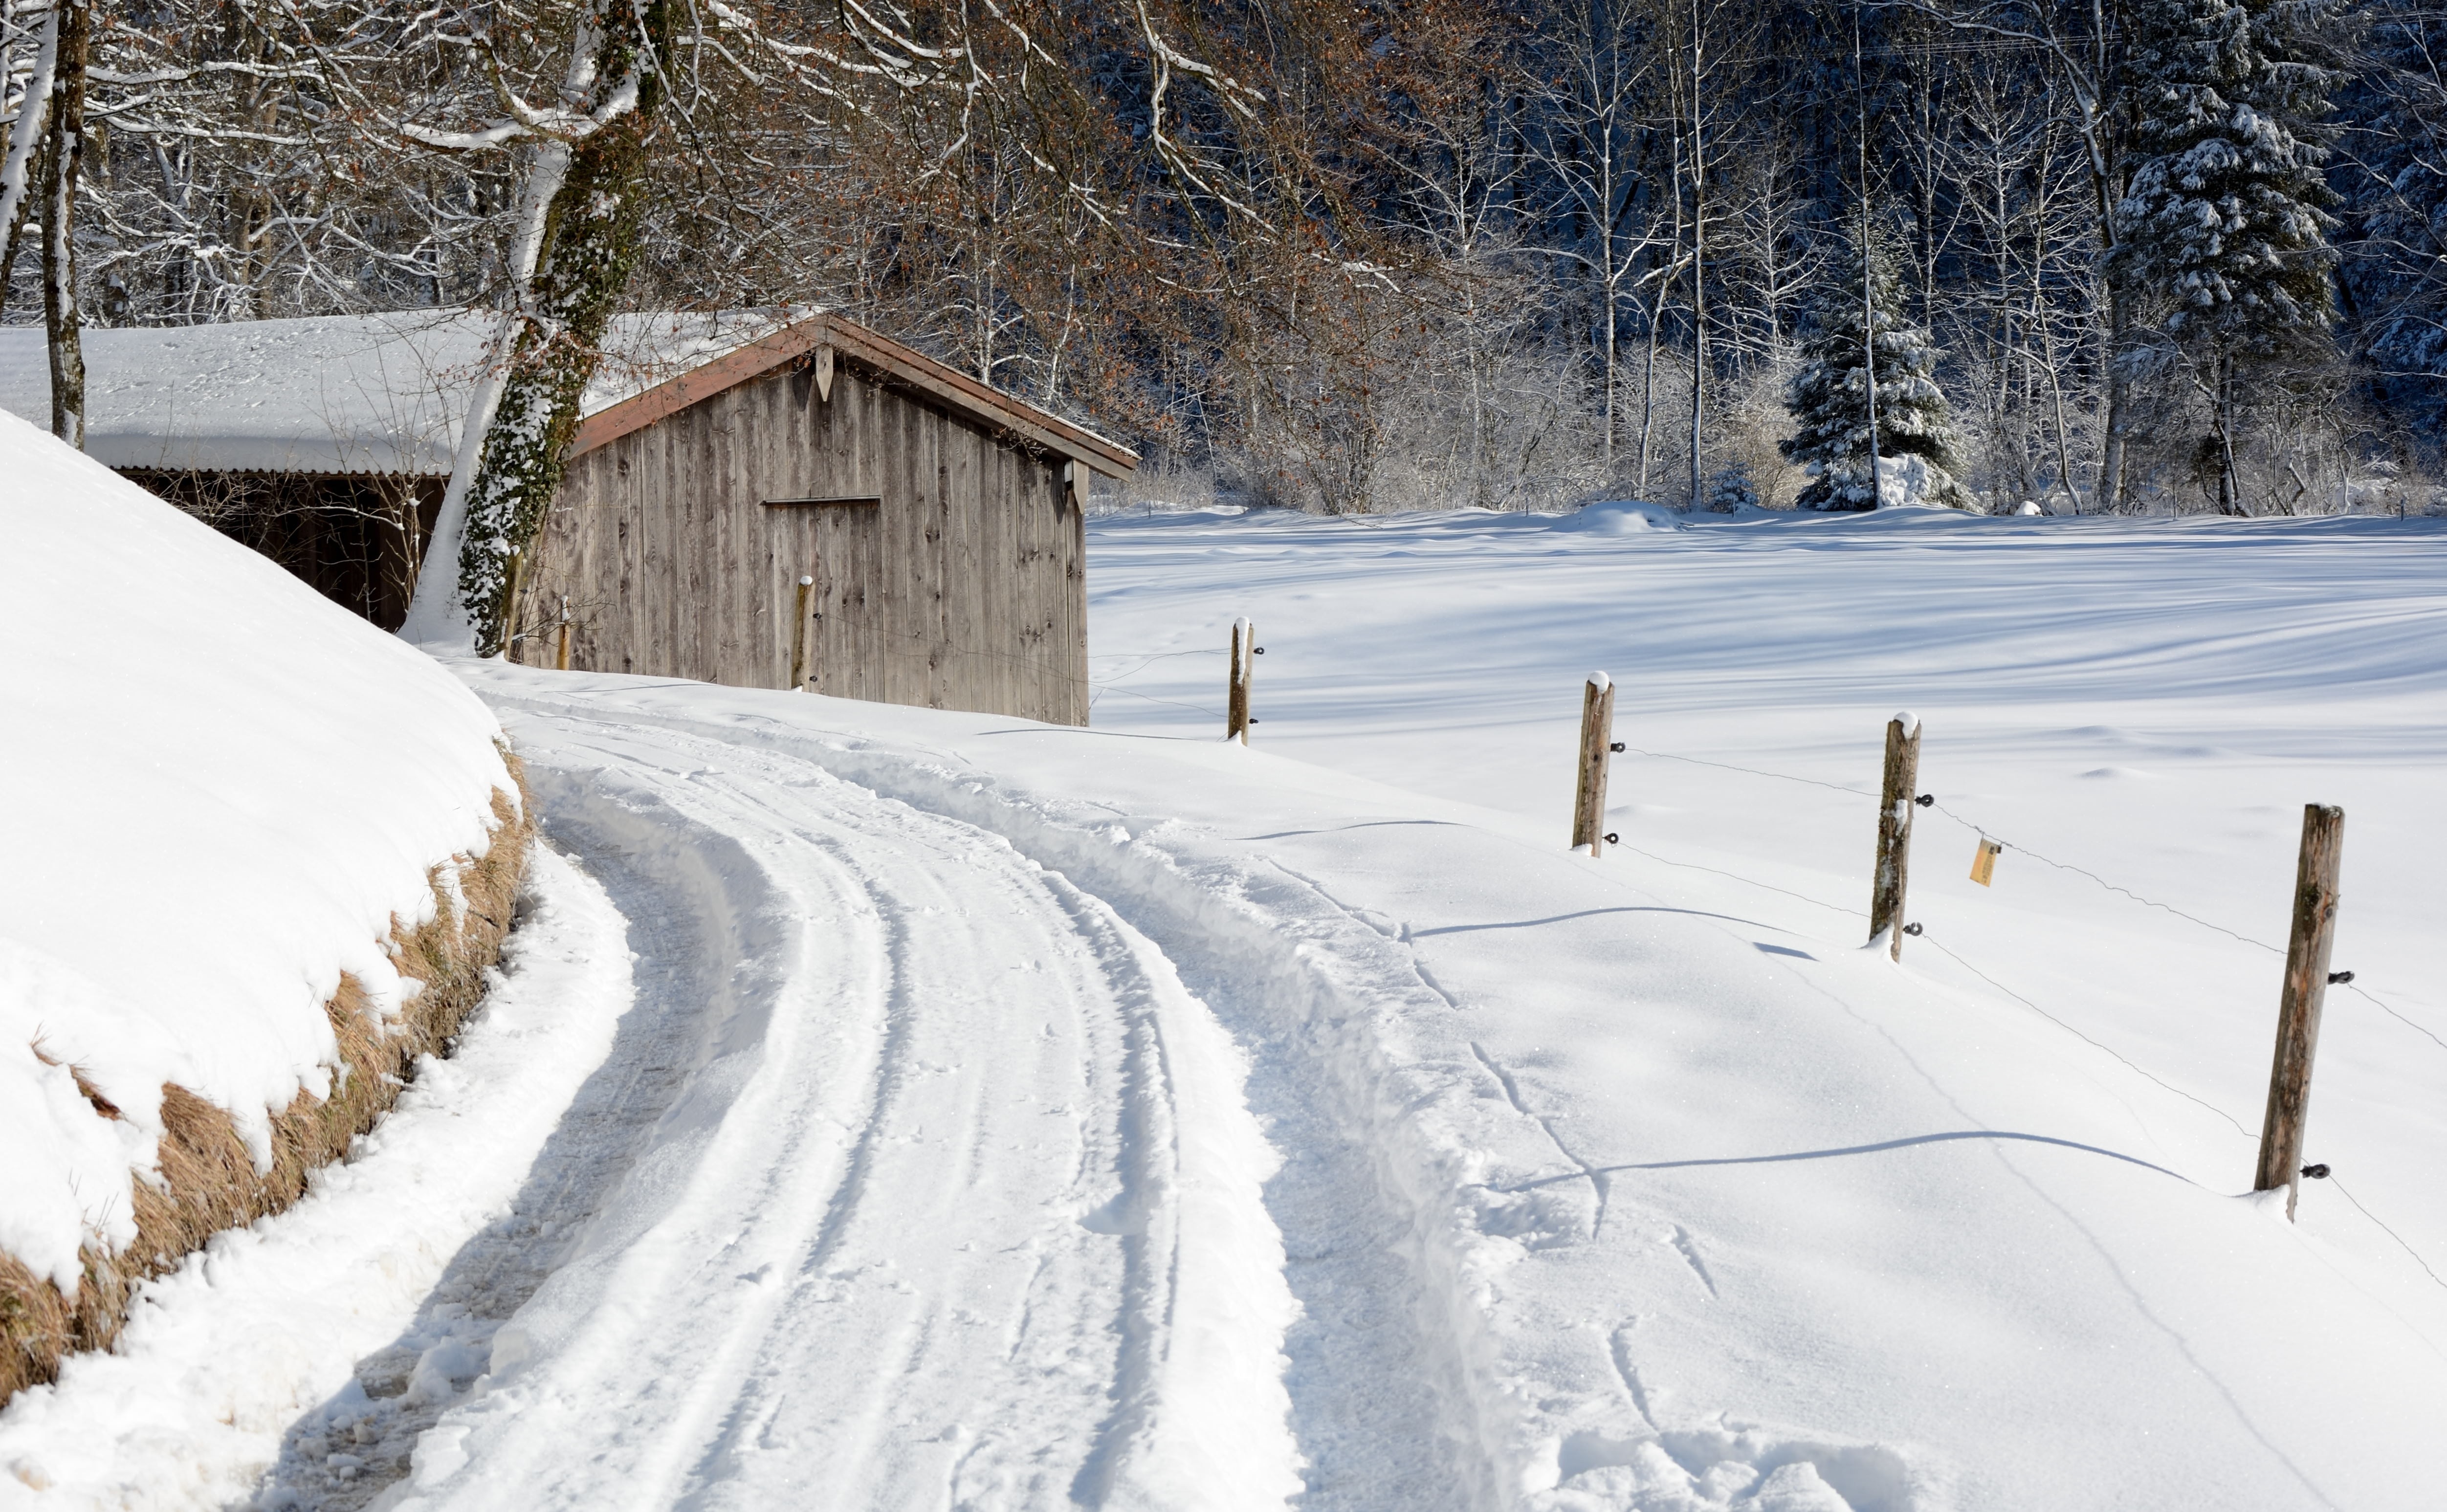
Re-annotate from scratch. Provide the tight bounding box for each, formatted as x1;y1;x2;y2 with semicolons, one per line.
125;471;443;632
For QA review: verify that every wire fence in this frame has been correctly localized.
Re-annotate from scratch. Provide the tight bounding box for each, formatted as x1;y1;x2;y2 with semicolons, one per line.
1597;734;2447;1295
1081;630;2445;1289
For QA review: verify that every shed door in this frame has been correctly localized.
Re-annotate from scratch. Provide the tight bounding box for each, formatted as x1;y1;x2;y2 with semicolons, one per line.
769;496;883;698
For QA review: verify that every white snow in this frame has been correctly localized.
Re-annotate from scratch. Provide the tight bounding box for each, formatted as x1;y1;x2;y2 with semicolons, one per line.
0;310;793;476
1872;453;1949;508
1553;499;1683;535
0;846;631;1504
5;498;2445;1511
0;410;512;1292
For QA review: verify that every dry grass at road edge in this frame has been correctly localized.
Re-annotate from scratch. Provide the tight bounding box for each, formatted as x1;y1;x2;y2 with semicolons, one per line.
0;757;535;1408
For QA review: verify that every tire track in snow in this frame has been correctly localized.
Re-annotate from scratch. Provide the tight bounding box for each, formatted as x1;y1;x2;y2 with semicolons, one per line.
363;719;1301;1512
468;689;1522;1512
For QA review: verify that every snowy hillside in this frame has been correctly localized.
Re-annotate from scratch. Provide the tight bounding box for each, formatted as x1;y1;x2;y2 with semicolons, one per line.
0;411;521;1401
3;500;2442;1512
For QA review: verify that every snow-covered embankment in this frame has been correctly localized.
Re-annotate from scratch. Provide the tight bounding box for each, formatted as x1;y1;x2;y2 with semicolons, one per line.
0;411;528;1404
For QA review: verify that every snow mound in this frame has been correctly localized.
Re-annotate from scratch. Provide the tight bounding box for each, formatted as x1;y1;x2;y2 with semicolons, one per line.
1554;499;1683;535
0;410;514;1294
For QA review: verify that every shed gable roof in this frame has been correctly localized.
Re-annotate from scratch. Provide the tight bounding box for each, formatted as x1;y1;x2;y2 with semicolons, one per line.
567;313;1137;478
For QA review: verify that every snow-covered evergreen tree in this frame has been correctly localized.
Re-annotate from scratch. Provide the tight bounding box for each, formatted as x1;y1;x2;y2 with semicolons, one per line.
1781;230;1974;510
1703;466;1759;513
2110;0;2344;511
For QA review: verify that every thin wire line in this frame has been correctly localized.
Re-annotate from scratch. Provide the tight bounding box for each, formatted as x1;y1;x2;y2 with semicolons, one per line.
1621;745;1879;798
2330;1177;2447;1293
1925;798;2447;1053
1916;929;2258;1141
1618;842;1867;920
1925;799;2285;955
1619;840;2447;1297
1087;683;1227;721
1088;645;1226;667
2341;981;2447;1055
1613;746;2447;1296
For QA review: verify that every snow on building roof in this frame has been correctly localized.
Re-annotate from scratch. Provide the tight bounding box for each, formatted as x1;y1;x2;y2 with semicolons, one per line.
0;310;793;477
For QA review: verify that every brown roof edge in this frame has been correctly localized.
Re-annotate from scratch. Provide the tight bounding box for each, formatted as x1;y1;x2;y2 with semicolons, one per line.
564;312;1139;477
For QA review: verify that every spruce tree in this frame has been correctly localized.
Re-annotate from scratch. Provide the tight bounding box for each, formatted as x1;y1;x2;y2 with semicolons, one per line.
1782;230;1974;510
2111;0;2344;512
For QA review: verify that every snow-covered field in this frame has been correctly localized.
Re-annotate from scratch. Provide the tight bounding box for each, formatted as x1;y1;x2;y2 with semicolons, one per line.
7;501;2444;1511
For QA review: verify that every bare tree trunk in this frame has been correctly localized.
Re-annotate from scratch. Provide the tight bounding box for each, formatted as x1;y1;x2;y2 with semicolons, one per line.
2215;352;2242;516
456;0;677;656
1637;282;1664;494
2099;292;2131;510
40;0;86;447
1600;144;1618;476
0;2;59;306
1686;0;1705;510
401;136;569;645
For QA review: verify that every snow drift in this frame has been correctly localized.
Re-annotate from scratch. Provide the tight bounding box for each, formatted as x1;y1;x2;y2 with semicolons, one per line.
0;409;526;1402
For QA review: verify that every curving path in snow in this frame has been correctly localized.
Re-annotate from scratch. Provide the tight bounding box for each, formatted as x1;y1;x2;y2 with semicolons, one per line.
336;716;1320;1511
4;696;1500;1512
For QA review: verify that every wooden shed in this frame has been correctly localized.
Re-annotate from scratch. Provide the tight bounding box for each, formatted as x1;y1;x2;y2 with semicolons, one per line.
0;311;1135;725
518;314;1134;724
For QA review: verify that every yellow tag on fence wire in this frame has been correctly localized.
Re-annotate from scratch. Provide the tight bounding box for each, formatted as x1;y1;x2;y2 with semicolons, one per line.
1971;838;2003;887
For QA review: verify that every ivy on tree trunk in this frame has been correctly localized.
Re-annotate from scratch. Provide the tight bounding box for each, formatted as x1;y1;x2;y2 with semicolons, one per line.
458;0;672;657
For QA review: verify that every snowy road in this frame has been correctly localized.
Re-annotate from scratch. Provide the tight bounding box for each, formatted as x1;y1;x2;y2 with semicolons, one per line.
16;508;2447;1512
353;715;1310;1511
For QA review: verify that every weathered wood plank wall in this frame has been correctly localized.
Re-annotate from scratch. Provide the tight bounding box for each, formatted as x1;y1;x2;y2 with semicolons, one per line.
514;358;1087;725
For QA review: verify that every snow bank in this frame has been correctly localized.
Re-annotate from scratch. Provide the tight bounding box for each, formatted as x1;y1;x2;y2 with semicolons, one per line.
0;847;632;1506
0;409;515;1299
1552;499;1683;535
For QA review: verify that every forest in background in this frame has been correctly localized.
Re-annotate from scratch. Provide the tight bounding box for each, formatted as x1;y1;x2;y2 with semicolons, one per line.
2;0;2443;522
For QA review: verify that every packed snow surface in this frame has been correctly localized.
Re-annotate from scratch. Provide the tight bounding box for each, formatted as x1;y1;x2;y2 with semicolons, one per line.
0;411;512;1293
6;501;2445;1512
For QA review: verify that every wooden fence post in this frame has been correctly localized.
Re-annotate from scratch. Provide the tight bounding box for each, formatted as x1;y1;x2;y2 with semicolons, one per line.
1570;672;1618;856
1869;713;1923;959
1227;617;1254;744
554;595;572;671
790;575;815;691
2255;804;2346;1219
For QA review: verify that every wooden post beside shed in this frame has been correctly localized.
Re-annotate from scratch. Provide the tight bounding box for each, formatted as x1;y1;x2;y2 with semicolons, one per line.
789;574;815;691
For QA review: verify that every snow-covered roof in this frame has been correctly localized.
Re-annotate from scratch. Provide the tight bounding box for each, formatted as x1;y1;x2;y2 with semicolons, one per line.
0;310;794;476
